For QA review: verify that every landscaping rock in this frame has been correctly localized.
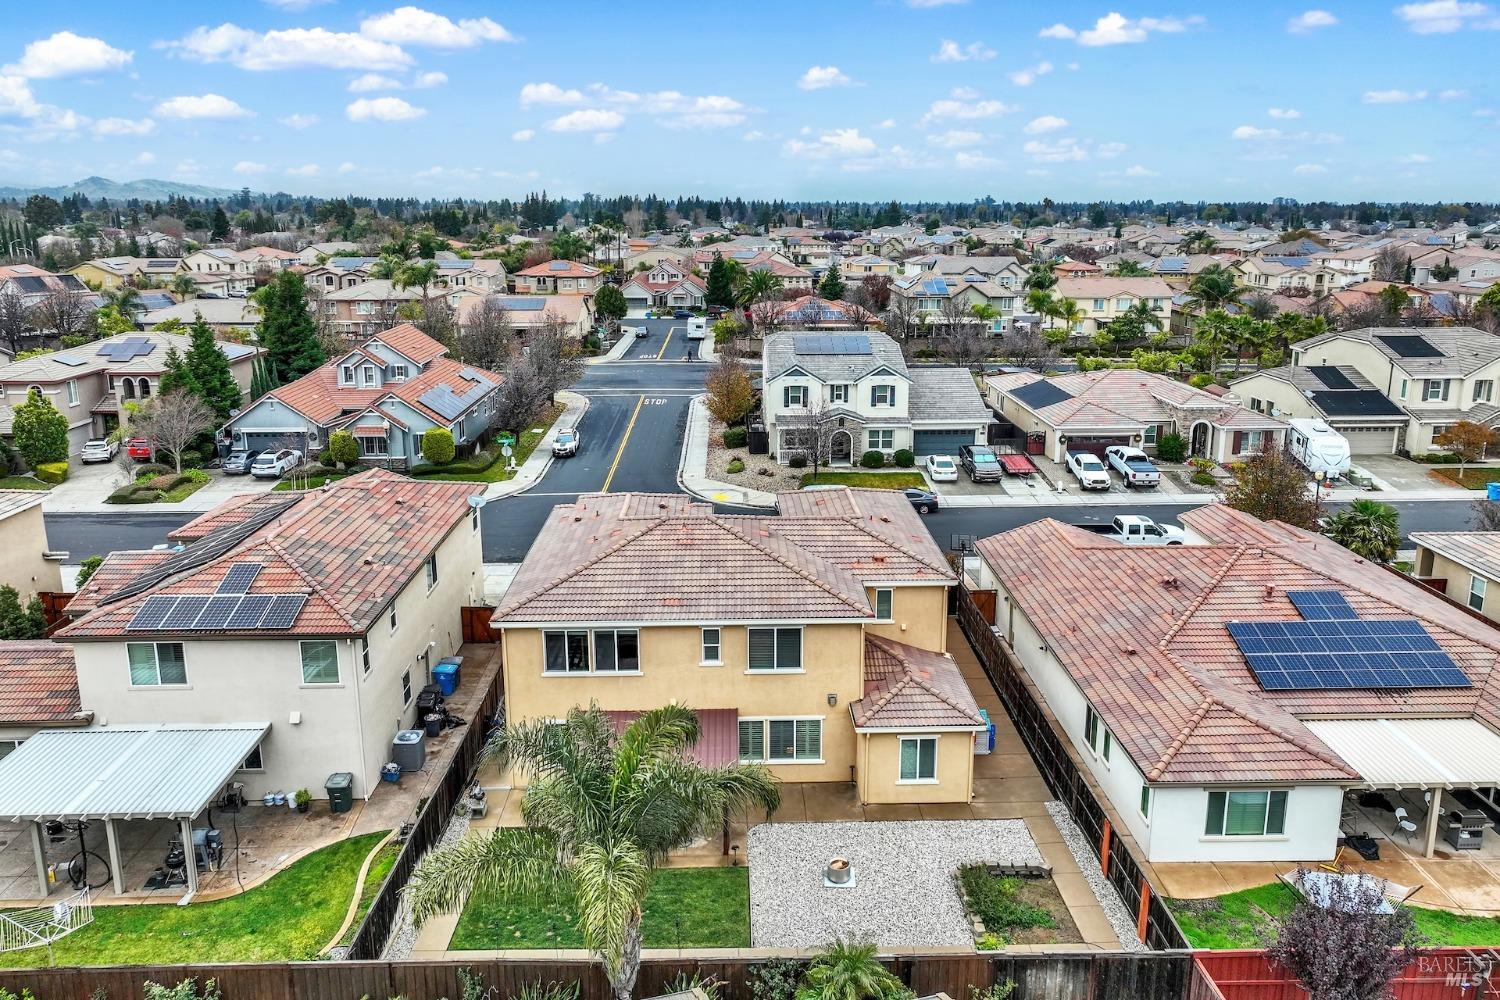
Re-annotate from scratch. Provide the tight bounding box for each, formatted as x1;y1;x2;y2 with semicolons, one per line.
379;808;472;961
1043;800;1148;952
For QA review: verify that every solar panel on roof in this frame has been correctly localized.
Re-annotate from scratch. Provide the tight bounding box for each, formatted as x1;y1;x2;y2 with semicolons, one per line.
226;594;274;630
163;596;211;629
1375;335;1443;358
922;278;949;295
549;260;571;271
503;296;545;312
261;594;307;629
1308;366;1357;390
194;595;243;630
1308;390;1407;418
52;354;86;367
1009;379;1075;410
1287;590;1358;620
217;563;263;594
127;595;178;631
792;335;871;356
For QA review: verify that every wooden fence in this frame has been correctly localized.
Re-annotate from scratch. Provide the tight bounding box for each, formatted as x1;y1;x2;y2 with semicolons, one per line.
956;585;1190;951
1196;948;1497;1000
460;605;496;644
1;952;1217;1000
344;647;504;960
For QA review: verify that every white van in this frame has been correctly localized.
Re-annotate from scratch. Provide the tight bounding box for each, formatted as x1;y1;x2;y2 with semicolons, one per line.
686;317;707;339
1287;418;1351;479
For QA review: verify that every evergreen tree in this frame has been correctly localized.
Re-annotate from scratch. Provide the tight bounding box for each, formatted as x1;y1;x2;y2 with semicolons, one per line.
250;355;275;400
211;205;231;239
818;262;846;301
11;389;69;467
158;345;200;398
183;316;243;418
254;270;324;386
705;253;737;308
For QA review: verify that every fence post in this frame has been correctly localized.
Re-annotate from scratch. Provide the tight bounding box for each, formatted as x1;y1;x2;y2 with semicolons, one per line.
1099;819;1112;879
1136;877;1151;946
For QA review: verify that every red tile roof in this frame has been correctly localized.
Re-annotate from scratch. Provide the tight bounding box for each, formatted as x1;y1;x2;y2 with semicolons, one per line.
66;550;175;616
517;260;601;278
853;635;985;729
269;350;500;428
990;368;1286;432
0;489;45;522
0;641;84;725
975;507;1500;784
60;470;480;640
371;323;448;367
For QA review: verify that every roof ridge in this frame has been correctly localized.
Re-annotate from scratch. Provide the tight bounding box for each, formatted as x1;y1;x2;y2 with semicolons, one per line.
873;636;981;722
1146;696;1216;781
820;508;954;578
723;520;874;614
1157;544;1244;653
494;512;673;616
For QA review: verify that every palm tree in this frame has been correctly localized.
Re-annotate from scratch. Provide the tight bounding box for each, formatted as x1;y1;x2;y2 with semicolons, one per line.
104;285;142;314
169;274;197;299
1324;499;1400;564
796;939;909;1000
404;705;780;1000
1024;260;1056;292
1111;259;1150;277
969;302;999;334
1051;296;1085;337
396;260;441;300
1024;287;1054;323
1193;309;1234;379
1119;299;1162;343
736;268;783;308
1187;264;1244;312
370;254;404;281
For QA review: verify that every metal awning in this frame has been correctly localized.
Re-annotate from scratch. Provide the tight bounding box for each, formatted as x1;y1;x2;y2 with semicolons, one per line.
0;723;269;822
1305;718;1500;788
604;709;739;767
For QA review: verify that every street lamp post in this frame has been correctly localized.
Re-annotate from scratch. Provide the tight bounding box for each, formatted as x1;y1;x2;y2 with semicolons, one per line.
1314;469;1327;507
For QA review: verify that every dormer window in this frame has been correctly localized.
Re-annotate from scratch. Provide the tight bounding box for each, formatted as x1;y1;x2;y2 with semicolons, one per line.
362;365;377;387
391;364;408;382
871;384;896;407
341;365;355;384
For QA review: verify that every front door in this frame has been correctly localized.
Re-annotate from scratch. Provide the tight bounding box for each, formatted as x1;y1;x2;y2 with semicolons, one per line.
831;430;853;465
1190;422;1210;457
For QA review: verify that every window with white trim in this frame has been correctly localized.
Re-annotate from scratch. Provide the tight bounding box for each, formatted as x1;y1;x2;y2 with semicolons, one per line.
0;739;23;762
1205;790;1287;836
592;629;640;672
360;435;388;456
341;365;355;384
392;364;408;382
1143;424;1159;445
66;380;78;405
425;554;438;590
783;385;808;408
389;607;399;634
747;627;802;671
829;384;849;404
867;429;894;451
871;384;895;407
1139;785;1151;818
1083;705;1100;752
401;669;412;706
1423;379;1446;402
362;365;377;386
899;736;937;782
1470;574;1487;611
1476;380;1494;403
738;718;821;763
127;642;187;686
700;627;722;664
544;630;591;673
874;588;893;621
239;744;264;771
361;639;371;674
300;640;340;685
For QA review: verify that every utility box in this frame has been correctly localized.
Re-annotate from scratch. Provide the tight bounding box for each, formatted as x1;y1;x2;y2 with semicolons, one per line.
391;730;427;772
325;772;354;813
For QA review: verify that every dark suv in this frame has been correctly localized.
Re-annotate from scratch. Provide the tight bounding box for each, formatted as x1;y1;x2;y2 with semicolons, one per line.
959;444;1003;483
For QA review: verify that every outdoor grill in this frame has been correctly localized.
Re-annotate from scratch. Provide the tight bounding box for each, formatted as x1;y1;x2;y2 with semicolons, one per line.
1446;809;1487;851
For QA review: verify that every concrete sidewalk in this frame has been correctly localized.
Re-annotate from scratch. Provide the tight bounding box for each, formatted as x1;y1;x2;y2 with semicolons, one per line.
480;390;588;502
41;464;280;515
678;394;777;508
588;330;637;364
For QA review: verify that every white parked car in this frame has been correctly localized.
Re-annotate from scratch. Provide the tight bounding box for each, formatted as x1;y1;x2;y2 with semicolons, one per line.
924;455;959;483
80;438;119;464
552;428;580;457
1104;445;1161;489
250;448;302;478
1066;450;1112;491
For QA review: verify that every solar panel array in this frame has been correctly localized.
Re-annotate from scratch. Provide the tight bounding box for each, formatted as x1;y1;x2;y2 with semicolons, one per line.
921;277;950;295
95;337;158;362
1375;334;1443;358
1308;366;1357;391
1009;379;1075;410
418;369;497;421
792;335;872;356
500;296;545;312
1227;590;1471;691
127;592;308;632
52;354;86;367
217;562;263;594
548;260;571;271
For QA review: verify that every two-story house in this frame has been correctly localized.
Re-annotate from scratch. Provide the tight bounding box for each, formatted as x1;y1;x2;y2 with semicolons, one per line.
621;260;707;312
69;256;186;290
1282;326;1500;454
1233;256;1336;296
221;323;503;468
762;330;991;463
0;331;260;455
496;488;985;804
513;259;603;295
893;273;1020;333
321;279;427;340
1050;277;1174;337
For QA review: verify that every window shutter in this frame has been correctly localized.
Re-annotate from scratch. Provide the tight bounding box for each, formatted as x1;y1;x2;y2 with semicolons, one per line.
795;720;821;760
889;386;897;408
1442;380;1451;402
776;628;802;669
769;720;796;760
871;386;879;407
1266;790;1288;835
1232;431;1244;453
783;386;792;408
748;629;775;669
738;720;763;762
1205;791;1226;835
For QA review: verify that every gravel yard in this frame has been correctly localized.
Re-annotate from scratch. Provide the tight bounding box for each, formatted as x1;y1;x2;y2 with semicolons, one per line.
706;416;805;492
748;820;1043;949
1044;801;1147;952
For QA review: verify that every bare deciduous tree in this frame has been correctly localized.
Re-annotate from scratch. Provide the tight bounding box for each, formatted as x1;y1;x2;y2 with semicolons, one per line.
940;322;989;369
1373;246;1410;283
778;396;847;477
525;313;586;401
460;297;517;371
0;286;29;357
998;324;1062;371
28;290;95;343
131;389;215;473
882;295;919;349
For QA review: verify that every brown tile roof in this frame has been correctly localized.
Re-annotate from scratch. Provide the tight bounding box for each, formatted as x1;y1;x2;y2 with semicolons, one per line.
371;323;448;366
991;368;1286;432
66;550;175;617
0;489;45;522
517;260;601;278
853;635;985;729
498;488;953;624
0;641;84;726
974;507;1500;784
269;349;500;428
60;470;479;640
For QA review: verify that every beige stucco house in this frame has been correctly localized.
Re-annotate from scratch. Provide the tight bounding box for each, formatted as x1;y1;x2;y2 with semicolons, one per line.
0;491;64;599
1412;533;1500;622
495;489;986;805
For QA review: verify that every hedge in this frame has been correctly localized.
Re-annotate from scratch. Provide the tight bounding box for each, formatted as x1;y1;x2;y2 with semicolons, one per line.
722;426;748;448
788;454;808;469
860;450;886;469
134;462;172;477
108;485;163;504
893;449;915;468
33;462;69;485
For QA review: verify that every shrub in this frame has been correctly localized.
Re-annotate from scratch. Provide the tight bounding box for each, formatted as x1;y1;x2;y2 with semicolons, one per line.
108;485;162;504
583;334;602;353
1188;457;1216;471
327;430;360;469
727;458;745;474
1155;433;1188;463
749;958;804;1000
422;428;456;466
144;473;193;491
892;449;915;468
788;454;808;469
1187;373;1214;389
75;555;104;587
958;867;1055;932
135;462;172;477
178;449;203;469
317;448;334;466
33;461;69;485
860;450;886;469
722;426;748;448
1191;470;1217;487
913;348;939;359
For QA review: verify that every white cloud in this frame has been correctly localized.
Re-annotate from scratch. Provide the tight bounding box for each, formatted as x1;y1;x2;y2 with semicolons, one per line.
1008;60;1054;86
414;71;447;88
155;93;253;119
1293;162;1328;174
919;88;1018;124
798;65;853;90
594;132;616;145
345;96;426;121
0;75;41;117
1363;88;1428;103
93;116;155;137
927;129;984;148
1023;137;1088;162
278;113;319;129
1023;115;1068;134
359;6;515;47
133;151;156;165
954;151;999;170
547;108;624;132
1440;88;1469;99
784;127;878;159
161;23;412;71
233;160;268;173
286;163;320;176
933;40;996;63
1395;1;1500;33
349;73;403;93
1097;141;1126;158
4;32;132;78
337;161;357;173
1041;12;1203;46
519;82;585;106
1398;152;1433;162
1231;124;1341;146
950;86;980;100
742;130;767;142
1124;164;1159;176
1287;9;1338;32
1234;124;1282;140
511;128;535;142
1268;107;1302;119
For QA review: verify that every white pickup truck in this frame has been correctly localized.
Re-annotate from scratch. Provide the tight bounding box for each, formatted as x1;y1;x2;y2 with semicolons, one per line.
1066;450;1112;490
1075;514;1186;545
1104;445;1161;489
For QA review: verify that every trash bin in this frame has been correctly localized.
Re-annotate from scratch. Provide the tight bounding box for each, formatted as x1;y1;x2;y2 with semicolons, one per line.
325;772;354;813
381;762;401;784
424;712;443;738
432;658;461;697
1488;482;1500;502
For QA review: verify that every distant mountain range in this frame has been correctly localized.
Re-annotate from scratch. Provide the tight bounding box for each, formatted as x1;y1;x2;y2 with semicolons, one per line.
0;176;241;202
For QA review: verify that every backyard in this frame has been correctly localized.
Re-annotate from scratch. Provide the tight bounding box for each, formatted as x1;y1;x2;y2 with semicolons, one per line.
415;404;563;484
0;831;387;967
449;866;749;951
1168;882;1500;949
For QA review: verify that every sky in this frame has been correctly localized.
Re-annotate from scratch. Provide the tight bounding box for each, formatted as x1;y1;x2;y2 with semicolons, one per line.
0;1;1496;203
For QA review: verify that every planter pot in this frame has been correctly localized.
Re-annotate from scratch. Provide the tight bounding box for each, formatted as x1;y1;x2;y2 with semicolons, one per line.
825;858;852;885
296;802;309;814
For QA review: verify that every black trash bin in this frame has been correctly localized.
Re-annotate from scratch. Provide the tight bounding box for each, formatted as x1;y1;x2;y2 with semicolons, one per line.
325;772;354;814
424;712;443;738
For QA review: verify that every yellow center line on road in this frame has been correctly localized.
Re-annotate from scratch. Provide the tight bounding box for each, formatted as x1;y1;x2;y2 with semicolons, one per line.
600;394;645;493
655;328;675;360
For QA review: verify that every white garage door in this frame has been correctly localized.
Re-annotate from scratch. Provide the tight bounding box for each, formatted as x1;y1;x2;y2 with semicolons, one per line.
1339;426;1400;455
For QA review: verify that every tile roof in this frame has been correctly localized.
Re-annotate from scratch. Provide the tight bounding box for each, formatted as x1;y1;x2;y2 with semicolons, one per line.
59;470;479;640
498;488;953;624
1411;532;1500;584
516;259;601;278
366;323;448;366
0;642;83;726
992;368;1286;432
1295;326;1500;378
764;329;907;383
0;331;255;384
266;348;499;428
0;489;45;523
975;507;1500;784
907;368;993;424
65;550;175;617
853;635;985;729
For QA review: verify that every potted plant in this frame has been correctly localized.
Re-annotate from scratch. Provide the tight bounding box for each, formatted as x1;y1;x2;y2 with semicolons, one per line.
293;788;311;814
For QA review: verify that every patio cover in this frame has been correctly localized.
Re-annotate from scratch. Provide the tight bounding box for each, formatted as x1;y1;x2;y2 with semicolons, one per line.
1304;718;1500;788
0;723;269;822
604;709;738;766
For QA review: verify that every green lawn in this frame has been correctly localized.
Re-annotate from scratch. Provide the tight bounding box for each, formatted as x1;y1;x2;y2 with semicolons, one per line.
415;404;563;484
798;471;927;489
1168;882;1500;949
158;469;211;502
450;865;749;951
274;472;354;492
1431;467;1500;490
337;839;401;948
0;475;50;491
0;831;388;968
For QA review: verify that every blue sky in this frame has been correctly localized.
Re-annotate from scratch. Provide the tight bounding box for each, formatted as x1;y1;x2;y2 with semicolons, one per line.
1;1;1496;202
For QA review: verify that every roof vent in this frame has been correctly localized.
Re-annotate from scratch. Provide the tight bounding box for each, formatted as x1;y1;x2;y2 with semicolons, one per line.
1161;577;1178;589
1124;646;1138;656
1264;585;1275;599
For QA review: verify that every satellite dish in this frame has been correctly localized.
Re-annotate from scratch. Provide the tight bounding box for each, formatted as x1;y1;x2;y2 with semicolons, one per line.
467;495;485;509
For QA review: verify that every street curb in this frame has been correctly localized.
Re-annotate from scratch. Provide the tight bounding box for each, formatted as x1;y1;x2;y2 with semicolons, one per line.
481;391;591;502
676;394;778;510
589;331;637;364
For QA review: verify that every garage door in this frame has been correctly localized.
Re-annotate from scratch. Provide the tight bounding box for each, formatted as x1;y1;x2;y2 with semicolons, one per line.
1338;426;1400;455
1065;435;1129;459
913;429;979;456
240;432;300;453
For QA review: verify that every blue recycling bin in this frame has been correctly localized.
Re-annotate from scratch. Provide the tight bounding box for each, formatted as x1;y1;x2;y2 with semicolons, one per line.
432;658;461;697
1487;482;1500;502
